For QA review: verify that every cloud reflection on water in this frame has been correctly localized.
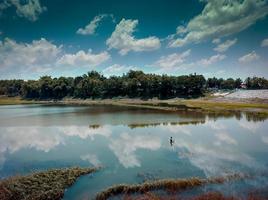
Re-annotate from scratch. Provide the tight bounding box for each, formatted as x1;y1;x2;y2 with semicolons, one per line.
0;117;267;178
109;132;161;168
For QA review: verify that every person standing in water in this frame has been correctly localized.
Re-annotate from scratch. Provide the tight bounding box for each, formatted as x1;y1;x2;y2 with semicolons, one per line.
170;137;174;146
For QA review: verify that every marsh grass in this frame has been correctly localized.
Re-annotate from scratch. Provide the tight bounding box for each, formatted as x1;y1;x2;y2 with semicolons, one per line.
95;173;250;200
124;192;239;200
0;167;98;200
128;120;205;129
0;96;35;105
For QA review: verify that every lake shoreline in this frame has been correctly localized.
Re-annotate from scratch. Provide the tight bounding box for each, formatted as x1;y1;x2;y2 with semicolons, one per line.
1;96;268;114
0;167;98;200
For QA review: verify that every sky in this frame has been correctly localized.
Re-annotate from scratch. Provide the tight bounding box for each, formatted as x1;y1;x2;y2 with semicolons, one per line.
0;0;268;80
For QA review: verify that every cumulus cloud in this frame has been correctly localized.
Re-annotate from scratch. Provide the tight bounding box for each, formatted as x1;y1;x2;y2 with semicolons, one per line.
215;132;237;145
261;136;268;144
238;120;261;133
205;120;226;131
152;50;225;73
153;49;191;69
0;0;46;21
102;64;139;76
57;49;110;67
77;14;114;35
109;132;161;168
59;126;111;140
169;0;268;47
81;154;101;167
0;127;63;167
212;38;221;44
238;51;260;63
0;38;110;78
198;54;226;66
0;38;62;74
106;18;161;55
261;38;268;47
214;38;237;53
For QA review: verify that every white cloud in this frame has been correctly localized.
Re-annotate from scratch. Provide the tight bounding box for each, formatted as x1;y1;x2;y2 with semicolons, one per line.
0;38;62;74
0;38;110;78
169;0;268;47
215;132;237;145
102;64;138;76
198;54;226;66
0;127;63;167
238;120;261;133
0;0;46;21
238;51;260;63
57;49;110;67
261;38;268;47
205;121;226;131
81;154;101;167
163;124;191;135
109;132;161;168
153;49;191;69
261;136;268;144
212;38;221;44
174;138;255;177
59;126;111;140
77;14;114;35
214;38;237;52
152;50;225;73
106;18;161;55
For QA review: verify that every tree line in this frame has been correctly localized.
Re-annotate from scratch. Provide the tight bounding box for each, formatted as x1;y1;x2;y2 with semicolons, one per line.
0;70;268;99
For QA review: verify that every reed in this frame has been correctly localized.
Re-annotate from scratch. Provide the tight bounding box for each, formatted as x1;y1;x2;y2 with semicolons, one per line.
95;173;249;200
0;167;98;200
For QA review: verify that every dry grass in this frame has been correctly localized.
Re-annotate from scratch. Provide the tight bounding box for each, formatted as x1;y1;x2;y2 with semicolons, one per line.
0;96;36;105
95;173;249;200
1;96;268;116
128;120;206;129
0;167;98;200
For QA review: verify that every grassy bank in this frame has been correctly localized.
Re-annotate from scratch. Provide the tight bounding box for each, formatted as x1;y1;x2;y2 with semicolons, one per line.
95;173;249;200
0;167;98;200
0;96;37;105
1;96;268;115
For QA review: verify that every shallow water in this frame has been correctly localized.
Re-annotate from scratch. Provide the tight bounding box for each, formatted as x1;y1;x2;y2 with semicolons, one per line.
0;104;268;199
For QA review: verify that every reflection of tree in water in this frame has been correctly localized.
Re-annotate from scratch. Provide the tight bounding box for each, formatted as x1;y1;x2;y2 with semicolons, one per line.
125;110;268;129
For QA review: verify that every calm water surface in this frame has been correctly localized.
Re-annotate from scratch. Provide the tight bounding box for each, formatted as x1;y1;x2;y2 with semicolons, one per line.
0;104;268;199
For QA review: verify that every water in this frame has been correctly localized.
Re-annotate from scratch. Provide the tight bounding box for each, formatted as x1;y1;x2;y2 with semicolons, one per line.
0;104;268;199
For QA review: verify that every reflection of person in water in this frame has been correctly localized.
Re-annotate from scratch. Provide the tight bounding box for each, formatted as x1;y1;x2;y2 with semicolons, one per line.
170;137;174;146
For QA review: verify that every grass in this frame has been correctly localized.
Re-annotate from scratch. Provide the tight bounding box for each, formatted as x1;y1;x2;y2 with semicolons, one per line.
1;96;268;118
0;96;36;105
128;120;205;129
180;99;268;110
95;173;250;200
0;167;98;200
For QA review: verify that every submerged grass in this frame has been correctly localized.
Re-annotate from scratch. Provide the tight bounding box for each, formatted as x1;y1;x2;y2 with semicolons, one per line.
0;167;98;200
95;173;250;200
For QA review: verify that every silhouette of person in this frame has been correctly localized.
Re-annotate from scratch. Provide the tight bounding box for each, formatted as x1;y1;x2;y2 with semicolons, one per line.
170;137;174;146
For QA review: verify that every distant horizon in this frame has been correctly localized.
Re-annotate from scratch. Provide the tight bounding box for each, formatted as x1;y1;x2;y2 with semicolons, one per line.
1;0;268;79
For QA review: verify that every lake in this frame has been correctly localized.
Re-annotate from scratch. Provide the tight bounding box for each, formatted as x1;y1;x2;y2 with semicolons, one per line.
0;104;268;199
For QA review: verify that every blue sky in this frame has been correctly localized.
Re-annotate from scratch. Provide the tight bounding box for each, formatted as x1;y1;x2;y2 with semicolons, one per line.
0;0;268;79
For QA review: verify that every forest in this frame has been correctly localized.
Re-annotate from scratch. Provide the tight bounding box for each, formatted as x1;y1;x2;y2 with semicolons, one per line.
0;70;268;99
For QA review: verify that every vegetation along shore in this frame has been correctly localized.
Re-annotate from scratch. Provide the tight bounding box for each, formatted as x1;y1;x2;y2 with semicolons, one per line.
0;167;98;200
1;70;268;115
